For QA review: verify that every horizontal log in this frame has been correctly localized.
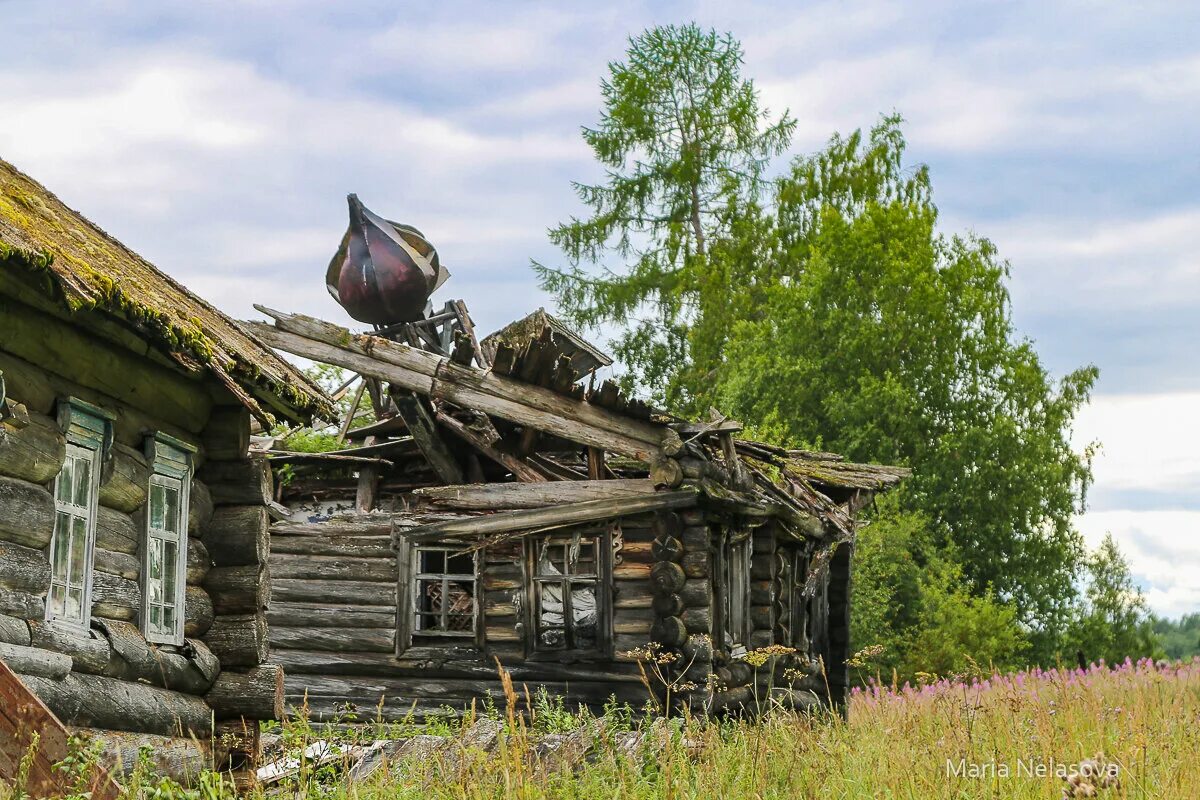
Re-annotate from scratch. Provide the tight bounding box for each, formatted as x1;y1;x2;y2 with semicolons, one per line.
74;728;210;784
202;406;251;462
285;694;456;723
270;534;392;558
751;553;773;581
285;674;647;707
0;641;72;678
204;564;269;615
650;561;686;596
269;553;395;582
269;625;395;653
679;578;710;608
650;458;684;489
0;413;64;484
199;458;272;507
95;620;216;695
651;594;684;617
682;607;713;635
681;551;709;578
0;587;43;618
650;616;687;647
751;606;773;630
184;585;214;638
413;479;658;510
188;479;214;537
0;613;31;645
205;664;284;721
249;311;678;461
204;505;269;567
98;443;150;514
187;537;212;585
612;562;651;580
0;541;51;594
681;525;709;551
0;477;54;550
267;602;395;629
404;491;699;543
93;547;139;581
272;578;397;606
91;572;140;621
651;535;684;563
27;620;115;675
204;613;268;668
270;647;644;682
95;506;138;556
20;672;213;737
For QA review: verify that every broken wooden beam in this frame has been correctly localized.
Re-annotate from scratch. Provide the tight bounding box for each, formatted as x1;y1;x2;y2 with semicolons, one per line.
392;392;464;484
434;412;547;483
413;478;658;510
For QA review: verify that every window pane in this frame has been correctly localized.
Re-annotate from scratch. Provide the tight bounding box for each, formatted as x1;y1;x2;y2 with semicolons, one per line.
163;485;181;534
163;540;178;601
150;484;166;530
68;516;88;586
49;583;66;617
418;549;445;574
150;604;162;631
66;586;83;621
51;512;71;581
73;456;92;507
148;538;164;603
163;606;176;634
56;458;74;503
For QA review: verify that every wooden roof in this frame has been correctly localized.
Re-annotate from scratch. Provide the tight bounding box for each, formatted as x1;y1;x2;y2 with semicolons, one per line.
0;158;331;425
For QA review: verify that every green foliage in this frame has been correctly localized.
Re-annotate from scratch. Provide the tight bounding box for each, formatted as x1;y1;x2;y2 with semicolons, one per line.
272;364;372;453
1153;613;1200;661
1062;534;1162;665
534;22;794;404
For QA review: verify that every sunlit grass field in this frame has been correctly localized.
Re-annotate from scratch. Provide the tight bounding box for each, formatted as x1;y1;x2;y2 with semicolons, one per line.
4;657;1197;799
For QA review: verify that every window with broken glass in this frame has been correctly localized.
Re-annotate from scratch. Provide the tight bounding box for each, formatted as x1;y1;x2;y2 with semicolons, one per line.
529;531;607;654
715;531;752;654
411;546;477;641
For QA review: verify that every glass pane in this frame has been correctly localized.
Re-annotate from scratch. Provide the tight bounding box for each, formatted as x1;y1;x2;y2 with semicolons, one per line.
416;578;441;614
163;540;178;600
445;552;473;577
148;538;164;603
68;516;88;585
49;583;66;617
56;458;74;503
163;485;180;534
150;604;162;631
163;606;176;635
51;512;71;581
538;581;564;626
418;549;444;574
73;456;92;507
444;580;474;629
150;484;166;530
66;586;83;622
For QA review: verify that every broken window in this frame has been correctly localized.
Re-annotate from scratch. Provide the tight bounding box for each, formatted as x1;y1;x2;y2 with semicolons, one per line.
530;532;604;653
716;530;751;654
411;546;477;640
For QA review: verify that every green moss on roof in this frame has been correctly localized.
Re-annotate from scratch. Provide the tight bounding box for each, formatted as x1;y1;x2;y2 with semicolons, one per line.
0;158;332;424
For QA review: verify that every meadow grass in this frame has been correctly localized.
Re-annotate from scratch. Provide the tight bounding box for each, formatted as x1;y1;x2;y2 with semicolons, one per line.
3;657;1197;799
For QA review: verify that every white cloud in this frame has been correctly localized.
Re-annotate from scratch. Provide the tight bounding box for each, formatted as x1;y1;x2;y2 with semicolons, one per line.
1073;392;1200;495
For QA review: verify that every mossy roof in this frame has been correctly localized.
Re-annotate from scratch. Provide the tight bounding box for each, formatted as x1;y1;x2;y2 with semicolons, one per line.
0;158;332;425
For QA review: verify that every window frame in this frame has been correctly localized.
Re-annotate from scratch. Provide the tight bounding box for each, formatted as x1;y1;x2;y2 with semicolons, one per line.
524;528;612;659
45;398;112;632
141;433;195;646
714;528;752;656
396;539;481;655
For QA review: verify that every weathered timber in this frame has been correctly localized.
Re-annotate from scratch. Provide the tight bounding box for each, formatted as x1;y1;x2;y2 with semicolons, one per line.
649;616;687;647
652;594;684;617
203;406;251;462
272;578;396;606
19;672;213;736
184;585;215;637
286;674;646;707
651;535;684;562
0;588;42;618
205;664;284;720
269;511;470;538
270;534;392;558
267;602;395;629
204;564;269;615
204;613;269;667
269;626;394;653
751;606;773;630
187;537;212;584
270;648;643;682
0;614;30;646
414;479;656;510
188;479;215;537
393;392;464;484
0;541;51;594
98;443;150;513
268;554;395;582
401;490;699;542
27;621;114;675
653;510;684;539
679;578;710;608
649;458;684;489
91;572;140;621
75;727;210;784
93;547;139;580
682;607;714;634
650;561;686;596
248;311;673;461
201;458;272;506
0;641;71;679
681;551;709;578
0;477;54;549
0;412;64;483
94;620;215;694
204;505;269;567
435;412;546;483
0;659;123;800
355;437;381;514
95;506;139;555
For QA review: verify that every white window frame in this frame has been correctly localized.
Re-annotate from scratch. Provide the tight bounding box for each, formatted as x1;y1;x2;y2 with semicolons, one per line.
46;398;112;632
142;433;194;645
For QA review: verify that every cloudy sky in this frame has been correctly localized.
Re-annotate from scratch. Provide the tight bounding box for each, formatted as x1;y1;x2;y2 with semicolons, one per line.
2;1;1197;616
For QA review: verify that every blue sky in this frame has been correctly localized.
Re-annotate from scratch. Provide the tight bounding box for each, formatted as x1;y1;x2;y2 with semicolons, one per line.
2;1;1198;616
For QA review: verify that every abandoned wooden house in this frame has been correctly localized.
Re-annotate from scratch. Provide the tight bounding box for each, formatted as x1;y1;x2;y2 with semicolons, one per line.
250;306;908;722
0;159;331;783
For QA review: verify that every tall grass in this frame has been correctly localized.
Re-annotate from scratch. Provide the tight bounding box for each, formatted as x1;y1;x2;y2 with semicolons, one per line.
4;657;1197;799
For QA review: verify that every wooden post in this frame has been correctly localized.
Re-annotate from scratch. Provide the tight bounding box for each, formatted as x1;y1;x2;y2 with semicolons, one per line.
392;392;464;485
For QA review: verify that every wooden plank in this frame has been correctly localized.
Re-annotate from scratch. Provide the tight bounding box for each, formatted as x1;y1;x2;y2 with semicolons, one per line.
0;660;121;799
344;415;408;441
269;626;395;653
401;490;699;542
270;533;392;558
272;578;397;606
393;392;464;484
267;602;395;629
434;412;546;483
414;479;657;510
268;554;396;582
